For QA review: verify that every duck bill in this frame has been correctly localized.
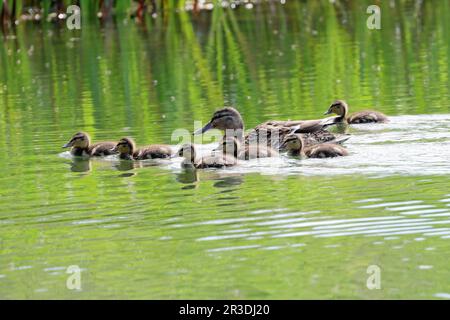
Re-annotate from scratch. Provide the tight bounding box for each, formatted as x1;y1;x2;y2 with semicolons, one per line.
323;110;331;115
62;142;72;148
279;142;287;150
194;121;213;135
110;146;118;153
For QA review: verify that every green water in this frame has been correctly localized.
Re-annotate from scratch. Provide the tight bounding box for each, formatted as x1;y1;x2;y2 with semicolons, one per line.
1;1;450;299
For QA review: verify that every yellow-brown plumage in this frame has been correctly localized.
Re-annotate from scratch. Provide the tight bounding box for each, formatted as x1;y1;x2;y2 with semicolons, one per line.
280;134;348;158
62;132;117;157
324;100;389;124
194;107;343;150
215;136;279;160
113;137;173;160
177;143;237;169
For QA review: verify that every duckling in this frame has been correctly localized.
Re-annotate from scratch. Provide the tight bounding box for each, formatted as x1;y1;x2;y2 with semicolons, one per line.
62;132;117;157
177;143;237;169
280;134;348;158
112;137;173;160
324;100;389;124
214;136;279;160
194;107;341;150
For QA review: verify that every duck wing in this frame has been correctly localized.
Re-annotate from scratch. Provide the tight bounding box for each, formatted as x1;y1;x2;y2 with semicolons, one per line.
259;116;341;133
135;144;173;160
89;141;117;156
304;143;349;158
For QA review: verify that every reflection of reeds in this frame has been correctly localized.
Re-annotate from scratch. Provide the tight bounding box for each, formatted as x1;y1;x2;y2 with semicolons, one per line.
1;0;449;144
1;0;277;25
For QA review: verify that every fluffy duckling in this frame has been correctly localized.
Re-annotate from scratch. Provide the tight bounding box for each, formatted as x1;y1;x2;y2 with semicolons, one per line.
215;136;279;160
324;100;389;124
112;137;173;160
194;107;341;149
62;132;117;157
280;134;348;158
177;143;237;169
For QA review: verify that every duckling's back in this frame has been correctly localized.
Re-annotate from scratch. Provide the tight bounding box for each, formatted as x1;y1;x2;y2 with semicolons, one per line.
347;110;388;124
196;154;237;169
134;144;173;160
304;143;348;158
89;141;118;156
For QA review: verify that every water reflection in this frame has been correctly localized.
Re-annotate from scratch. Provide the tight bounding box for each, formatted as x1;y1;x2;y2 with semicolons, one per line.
113;160;138;172
69;158;91;173
212;176;244;188
176;170;199;185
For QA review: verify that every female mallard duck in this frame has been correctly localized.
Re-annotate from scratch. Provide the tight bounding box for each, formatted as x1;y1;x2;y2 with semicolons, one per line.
280;134;348;158
324;100;389;124
62;132;117;157
177;143;237;169
214;136;279;160
194;107;342;149
112;137;173;160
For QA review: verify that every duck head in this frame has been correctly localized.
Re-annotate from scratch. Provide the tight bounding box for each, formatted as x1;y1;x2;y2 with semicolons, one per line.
280;134;304;154
194;107;244;138
324;100;348;117
63;132;91;149
112;137;136;158
177;143;197;163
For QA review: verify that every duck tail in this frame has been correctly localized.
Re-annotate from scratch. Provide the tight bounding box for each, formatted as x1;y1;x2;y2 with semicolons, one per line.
332;135;351;145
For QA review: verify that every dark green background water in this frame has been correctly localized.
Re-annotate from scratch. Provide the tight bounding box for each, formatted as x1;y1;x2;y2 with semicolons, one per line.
1;1;450;299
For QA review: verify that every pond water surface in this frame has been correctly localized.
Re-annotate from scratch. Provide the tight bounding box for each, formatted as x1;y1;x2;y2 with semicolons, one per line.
0;1;449;299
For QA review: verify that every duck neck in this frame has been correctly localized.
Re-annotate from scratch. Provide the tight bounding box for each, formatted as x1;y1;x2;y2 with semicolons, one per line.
72;147;88;157
288;149;302;157
120;152;133;160
339;106;348;122
224;128;244;144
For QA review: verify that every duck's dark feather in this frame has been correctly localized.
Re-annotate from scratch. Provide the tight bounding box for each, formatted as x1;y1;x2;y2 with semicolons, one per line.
133;144;173;160
304;143;349;158
245;125;344;150
347;110;388;124
256;116;341;133
71;141;117;157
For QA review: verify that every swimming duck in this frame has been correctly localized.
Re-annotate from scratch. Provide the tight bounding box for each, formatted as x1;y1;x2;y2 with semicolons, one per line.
194;107;342;149
214;136;279;160
324;100;389;124
177;143;237;169
62;132;117;157
112;137;173;160
280;134;348;158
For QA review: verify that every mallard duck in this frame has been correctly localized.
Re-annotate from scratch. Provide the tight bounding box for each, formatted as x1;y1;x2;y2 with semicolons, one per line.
194;107;342;149
112;137;173;160
214;136;279;160
62;132;117;157
280;134;348;158
324;100;389;124
177;143;237;169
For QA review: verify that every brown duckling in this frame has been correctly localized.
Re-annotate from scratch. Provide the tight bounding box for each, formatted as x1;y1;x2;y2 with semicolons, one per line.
62;132;117;157
324;100;389;124
194;107;341;149
214;136;279;160
112;137;173;160
280;134;348;158
177;143;237;169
